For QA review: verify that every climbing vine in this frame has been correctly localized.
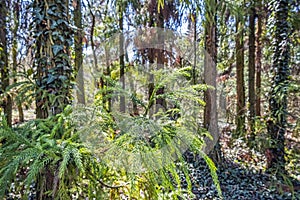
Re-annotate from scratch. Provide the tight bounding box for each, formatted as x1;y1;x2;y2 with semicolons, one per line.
32;0;73;118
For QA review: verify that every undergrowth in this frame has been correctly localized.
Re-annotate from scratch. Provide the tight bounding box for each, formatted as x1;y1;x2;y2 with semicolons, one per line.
0;67;222;199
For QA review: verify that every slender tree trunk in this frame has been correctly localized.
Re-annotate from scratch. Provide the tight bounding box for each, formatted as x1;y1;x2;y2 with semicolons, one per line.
248;4;256;133
12;0;24;123
155;8;166;113
119;4;125;113
147;15;155;117
105;46;111;112
266;0;290;175
192;13;197;85
0;0;12;127
34;0;53;119
74;0;85;105
203;0;221;163
87;0;100;97
255;5;263;117
235;14;246;137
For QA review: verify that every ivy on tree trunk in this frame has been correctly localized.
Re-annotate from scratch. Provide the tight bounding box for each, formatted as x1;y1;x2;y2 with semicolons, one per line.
0;0;12;127
267;0;290;175
32;0;73;198
33;0;73;119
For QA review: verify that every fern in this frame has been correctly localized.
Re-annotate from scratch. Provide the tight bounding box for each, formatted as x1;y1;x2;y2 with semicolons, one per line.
0;109;109;199
199;151;223;197
0;65;224;199
59;146;72;179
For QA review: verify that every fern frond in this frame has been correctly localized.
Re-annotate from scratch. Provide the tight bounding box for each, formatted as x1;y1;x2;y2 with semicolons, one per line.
71;147;84;173
199;151;223;198
25;155;52;185
59;146;72;179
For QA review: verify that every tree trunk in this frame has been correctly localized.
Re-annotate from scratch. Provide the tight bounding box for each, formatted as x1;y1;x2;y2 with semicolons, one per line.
255;5;263;117
248;4;256;133
203;0;221;163
235;14;246;137
74;0;85;105
12;0;24;123
155;7;166;113
266;0;290;175
33;0;73;198
0;0;12;127
105;46;111;112
119;4;125;113
34;0;72;119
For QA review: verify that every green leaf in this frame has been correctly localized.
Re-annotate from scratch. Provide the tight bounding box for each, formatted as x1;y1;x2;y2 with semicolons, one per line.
47;74;56;84
52;45;63;56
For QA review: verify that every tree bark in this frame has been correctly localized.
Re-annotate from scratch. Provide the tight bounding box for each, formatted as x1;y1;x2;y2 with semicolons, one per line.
74;0;85;105
0;0;12;127
34;0;72;119
235;14;246;137
248;4;256;133
255;5;263;117
155;7;166;113
203;0;221;163
33;0;73;197
119;5;125;113
267;0;290;175
12;0;24;123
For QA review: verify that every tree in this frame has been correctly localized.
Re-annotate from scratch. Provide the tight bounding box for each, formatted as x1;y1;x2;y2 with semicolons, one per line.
235;10;246;136
74;0;85;105
32;0;73;197
119;1;125;113
255;1;263;117
203;0;221;162
11;0;24;123
248;2;256;132
266;0;290;174
0;0;12;127
33;0;73;119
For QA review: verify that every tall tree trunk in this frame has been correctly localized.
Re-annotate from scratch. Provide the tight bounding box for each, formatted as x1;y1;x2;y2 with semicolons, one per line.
203;0;221;163
33;0;73;197
147;12;155;118
105;46;111;112
255;5;263;117
155;7;166;113
12;0;24;123
74;0;85;105
34;0;72;119
266;0;290;175
248;4;256;133
87;0;99;100
34;0;52;119
119;3;125;113
235;14;246;137
192;12;197;85
0;0;12;127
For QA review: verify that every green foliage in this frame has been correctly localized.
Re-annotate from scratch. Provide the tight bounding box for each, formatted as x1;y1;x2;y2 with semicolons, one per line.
32;0;74;116
0;107;108;199
0;65;223;199
88;66;222;199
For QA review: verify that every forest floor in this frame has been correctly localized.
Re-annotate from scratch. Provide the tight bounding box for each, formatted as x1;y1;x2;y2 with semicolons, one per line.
182;126;300;200
11;109;300;200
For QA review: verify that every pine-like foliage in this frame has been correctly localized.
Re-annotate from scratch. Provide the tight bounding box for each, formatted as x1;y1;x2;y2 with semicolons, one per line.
0;107;109;199
74;66;222;199
0;67;222;199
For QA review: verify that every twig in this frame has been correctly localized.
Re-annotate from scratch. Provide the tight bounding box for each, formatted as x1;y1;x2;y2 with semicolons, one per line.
98;179;128;189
